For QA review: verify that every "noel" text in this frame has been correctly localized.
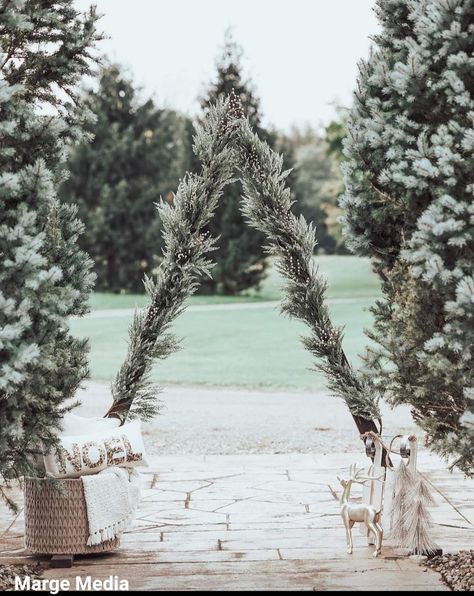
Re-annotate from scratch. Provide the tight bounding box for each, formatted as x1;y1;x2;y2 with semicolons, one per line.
57;434;142;475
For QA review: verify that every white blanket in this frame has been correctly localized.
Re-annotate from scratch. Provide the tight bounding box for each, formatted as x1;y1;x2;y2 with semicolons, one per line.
82;466;141;546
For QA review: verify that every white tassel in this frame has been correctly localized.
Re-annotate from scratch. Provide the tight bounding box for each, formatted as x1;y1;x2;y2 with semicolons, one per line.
403;474;438;554
87;515;133;546
390;460;414;546
87;531;102;546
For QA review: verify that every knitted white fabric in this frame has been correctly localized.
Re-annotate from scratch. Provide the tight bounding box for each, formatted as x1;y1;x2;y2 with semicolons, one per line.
82;466;141;546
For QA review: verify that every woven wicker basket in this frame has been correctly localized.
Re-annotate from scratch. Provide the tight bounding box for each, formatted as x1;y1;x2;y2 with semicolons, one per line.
24;477;120;555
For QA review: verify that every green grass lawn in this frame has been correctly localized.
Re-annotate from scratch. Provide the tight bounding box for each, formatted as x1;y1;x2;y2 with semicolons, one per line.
73;256;380;391
89;255;379;309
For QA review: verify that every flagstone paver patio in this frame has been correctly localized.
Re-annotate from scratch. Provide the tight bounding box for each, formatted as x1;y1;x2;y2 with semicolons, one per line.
1;452;473;591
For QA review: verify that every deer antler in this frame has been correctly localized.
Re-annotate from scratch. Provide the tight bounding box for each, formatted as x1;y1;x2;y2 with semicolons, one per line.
346;463;359;481
353;466;385;485
346;464;384;484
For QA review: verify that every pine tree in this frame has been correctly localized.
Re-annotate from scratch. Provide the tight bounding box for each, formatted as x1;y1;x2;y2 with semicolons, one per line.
60;63;187;292
0;0;101;509
323;110;351;253
272;131;334;254
341;0;474;474
198;30;272;294
325;108;348;166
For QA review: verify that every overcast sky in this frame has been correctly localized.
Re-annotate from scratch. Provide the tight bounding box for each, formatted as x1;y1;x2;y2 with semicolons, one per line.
76;0;379;131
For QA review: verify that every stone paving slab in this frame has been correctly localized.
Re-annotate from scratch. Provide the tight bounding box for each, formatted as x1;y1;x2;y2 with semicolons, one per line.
1;452;473;590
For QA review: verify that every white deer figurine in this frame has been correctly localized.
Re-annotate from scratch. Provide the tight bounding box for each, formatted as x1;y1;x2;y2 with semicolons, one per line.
338;464;385;557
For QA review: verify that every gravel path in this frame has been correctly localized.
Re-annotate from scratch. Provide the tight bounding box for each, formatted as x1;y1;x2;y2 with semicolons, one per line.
76;381;417;456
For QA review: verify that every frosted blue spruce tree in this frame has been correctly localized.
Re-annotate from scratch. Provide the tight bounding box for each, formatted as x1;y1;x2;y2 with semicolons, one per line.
342;0;474;474
0;0;101;508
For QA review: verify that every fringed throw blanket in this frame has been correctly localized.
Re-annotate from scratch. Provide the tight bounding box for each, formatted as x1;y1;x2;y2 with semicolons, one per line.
82;467;141;546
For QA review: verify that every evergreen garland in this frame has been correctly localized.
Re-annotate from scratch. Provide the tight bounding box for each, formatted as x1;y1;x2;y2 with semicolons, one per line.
106;98;241;422
232;111;382;435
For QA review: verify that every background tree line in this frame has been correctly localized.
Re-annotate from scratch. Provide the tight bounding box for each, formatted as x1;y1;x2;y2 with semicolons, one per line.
60;32;347;294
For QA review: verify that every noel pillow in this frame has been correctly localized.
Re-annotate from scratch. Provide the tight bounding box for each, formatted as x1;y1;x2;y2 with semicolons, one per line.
43;420;148;479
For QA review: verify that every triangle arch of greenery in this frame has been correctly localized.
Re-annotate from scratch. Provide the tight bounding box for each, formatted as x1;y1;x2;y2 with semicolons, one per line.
107;95;382;451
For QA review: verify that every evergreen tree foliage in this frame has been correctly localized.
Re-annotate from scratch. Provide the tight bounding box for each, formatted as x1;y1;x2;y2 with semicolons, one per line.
342;0;474;474
0;0;100;508
198;30;272;294
323;110;351;253
106;98;240;422
60;64;187;292
275;130;338;254
325;107;348;165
